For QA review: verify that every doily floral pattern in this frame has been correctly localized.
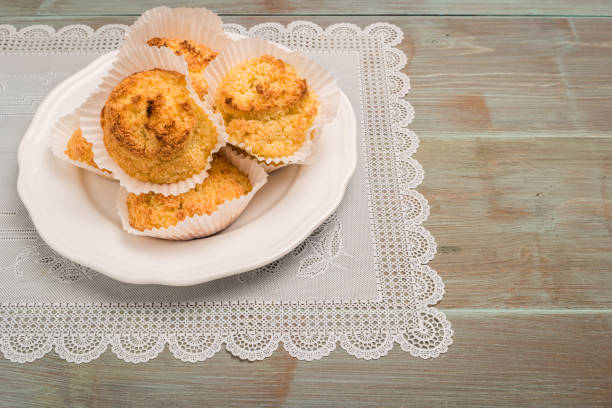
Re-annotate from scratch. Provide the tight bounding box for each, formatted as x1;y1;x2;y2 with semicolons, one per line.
292;213;350;278
168;333;223;362
55;333;108;363
0;21;452;363
2;241;95;283
237;212;350;282
282;332;337;361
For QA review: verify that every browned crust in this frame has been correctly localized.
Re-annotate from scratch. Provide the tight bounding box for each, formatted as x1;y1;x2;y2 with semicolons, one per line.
103;69;194;159
64;128;111;174
147;37;218;99
217;55;308;113
219;84;320;158
101;69;219;184
147;37;217;70
126;154;252;230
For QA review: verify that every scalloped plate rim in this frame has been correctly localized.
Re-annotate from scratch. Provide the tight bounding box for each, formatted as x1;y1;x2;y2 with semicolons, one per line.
17;36;357;286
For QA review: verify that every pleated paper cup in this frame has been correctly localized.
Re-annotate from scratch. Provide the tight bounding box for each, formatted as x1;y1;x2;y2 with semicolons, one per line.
120;6;232;57
49;112;114;179
202;38;340;168
78;45;227;196
116;147;268;240
226;144;304;173
120;6;231;102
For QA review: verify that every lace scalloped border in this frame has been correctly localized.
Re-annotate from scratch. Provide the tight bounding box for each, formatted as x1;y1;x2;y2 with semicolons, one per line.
1;307;451;363
0;21;452;363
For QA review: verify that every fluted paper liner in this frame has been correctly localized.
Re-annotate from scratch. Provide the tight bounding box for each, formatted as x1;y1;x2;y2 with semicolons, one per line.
49;112;114;179
116;147;268;240
202;38;340;167
78;45;227;196
120;6;232;59
226;144;305;173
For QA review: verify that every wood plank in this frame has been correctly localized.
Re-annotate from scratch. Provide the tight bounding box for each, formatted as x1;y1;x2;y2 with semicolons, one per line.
0;313;609;407
0;12;611;408
402;18;612;308
5;16;612;139
2;0;612;17
420;137;612;308
0;15;138;28
406;18;612;137
2;16;612;308
6;16;612;139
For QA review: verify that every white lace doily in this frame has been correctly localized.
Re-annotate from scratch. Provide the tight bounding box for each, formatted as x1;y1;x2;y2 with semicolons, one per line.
0;21;452;363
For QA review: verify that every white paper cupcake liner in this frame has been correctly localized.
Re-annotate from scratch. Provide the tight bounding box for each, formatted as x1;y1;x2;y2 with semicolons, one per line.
260;161;288;173
78;45;227;196
120;6;232;65
49;112;114;179
202;38;340;167
226;142;314;173
116;147;268;240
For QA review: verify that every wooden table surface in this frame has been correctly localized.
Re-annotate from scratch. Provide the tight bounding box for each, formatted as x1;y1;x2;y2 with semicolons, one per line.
2;1;611;407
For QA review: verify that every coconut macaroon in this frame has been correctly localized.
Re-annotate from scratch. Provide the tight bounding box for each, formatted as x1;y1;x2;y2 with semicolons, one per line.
126;153;252;231
101;69;218;185
147;37;218;100
65;128;111;175
216;55;319;159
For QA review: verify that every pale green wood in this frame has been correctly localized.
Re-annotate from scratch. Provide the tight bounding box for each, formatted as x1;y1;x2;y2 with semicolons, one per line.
421;136;612;308
0;313;610;407
1;0;612;17
0;9;611;408
406;18;612;138
3;15;611;307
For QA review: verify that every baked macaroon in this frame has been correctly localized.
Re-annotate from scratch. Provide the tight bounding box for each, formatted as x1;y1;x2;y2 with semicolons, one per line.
65;128;111;175
126;153;252;231
101;69;219;185
147;37;217;100
216;55;319;159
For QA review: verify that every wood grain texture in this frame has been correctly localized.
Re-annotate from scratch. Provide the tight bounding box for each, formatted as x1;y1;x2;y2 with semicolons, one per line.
402;17;612;308
407;18;612;137
0;313;610;408
1;9;612;408
421;137;612;308
1;0;612;17
4;15;610;306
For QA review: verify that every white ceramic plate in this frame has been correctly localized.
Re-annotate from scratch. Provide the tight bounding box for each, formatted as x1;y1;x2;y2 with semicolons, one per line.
17;48;357;286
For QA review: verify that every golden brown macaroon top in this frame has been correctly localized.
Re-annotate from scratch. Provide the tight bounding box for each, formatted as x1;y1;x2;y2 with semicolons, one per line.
102;69;219;184
126;154;251;231
216;56;319;159
217;55;308;114
103;69;193;159
147;37;218;99
64;128;111;174
222;89;318;158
